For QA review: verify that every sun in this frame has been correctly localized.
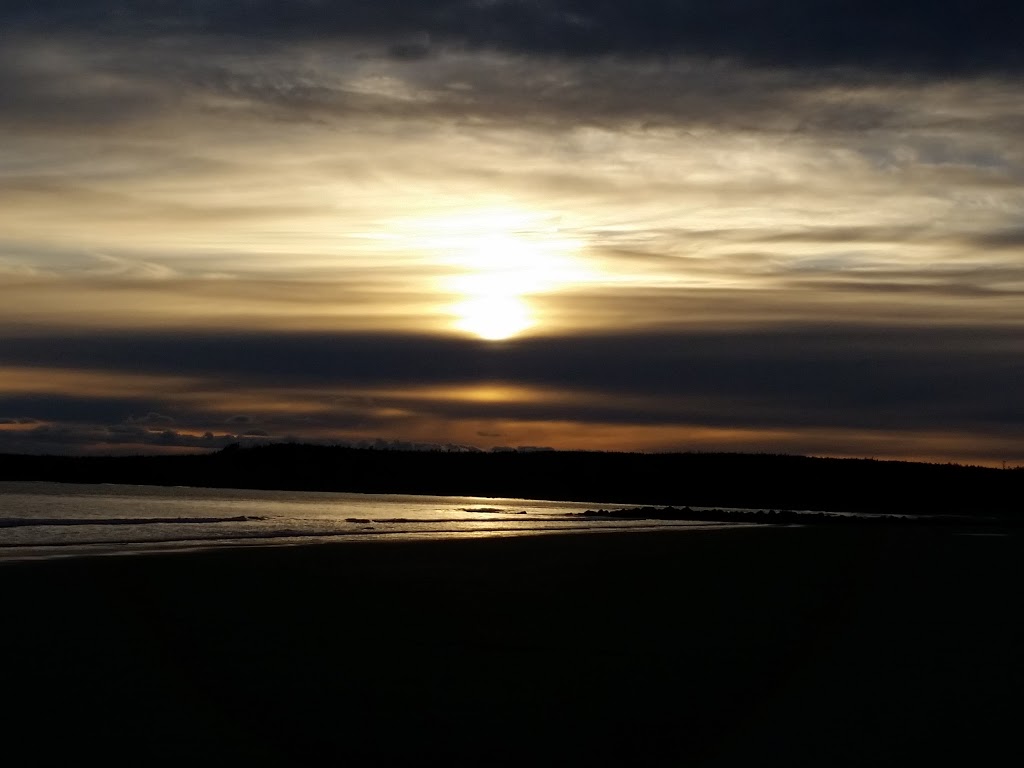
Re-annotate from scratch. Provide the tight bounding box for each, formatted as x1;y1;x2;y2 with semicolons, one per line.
452;295;532;341
414;208;587;340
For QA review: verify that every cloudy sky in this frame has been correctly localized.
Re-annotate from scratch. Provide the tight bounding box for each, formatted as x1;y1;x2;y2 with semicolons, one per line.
2;1;1022;464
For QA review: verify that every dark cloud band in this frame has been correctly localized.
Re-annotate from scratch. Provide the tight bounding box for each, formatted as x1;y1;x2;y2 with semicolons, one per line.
1;326;1021;434
5;1;1023;75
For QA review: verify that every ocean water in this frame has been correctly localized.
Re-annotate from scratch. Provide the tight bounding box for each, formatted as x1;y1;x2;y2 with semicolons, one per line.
0;481;748;561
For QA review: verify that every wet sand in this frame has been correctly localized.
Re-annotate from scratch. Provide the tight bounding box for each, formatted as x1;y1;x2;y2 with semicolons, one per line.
2;527;1021;765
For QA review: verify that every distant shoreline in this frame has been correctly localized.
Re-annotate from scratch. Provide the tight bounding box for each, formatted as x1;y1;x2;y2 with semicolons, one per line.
2;443;1021;520
571;504;1023;528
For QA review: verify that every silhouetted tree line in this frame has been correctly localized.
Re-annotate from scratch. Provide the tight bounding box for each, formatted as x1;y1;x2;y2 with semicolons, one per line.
0;443;1020;519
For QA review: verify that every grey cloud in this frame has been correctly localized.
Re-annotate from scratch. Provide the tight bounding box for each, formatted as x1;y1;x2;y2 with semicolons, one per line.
0;327;1020;438
388;41;434;61
78;277;444;307
127;411;175;425
783;277;1024;300
757;226;935;245
192;54;1024;136
0;386;423;441
0;419;481;456
0;394;174;425
0;45;160;131
5;2;1023;75
0;422;276;455
968;228;1024;250
765;256;1024;299
5;28;1024;142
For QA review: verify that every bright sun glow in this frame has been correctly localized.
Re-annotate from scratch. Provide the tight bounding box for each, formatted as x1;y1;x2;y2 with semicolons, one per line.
452;295;532;340
406;208;589;339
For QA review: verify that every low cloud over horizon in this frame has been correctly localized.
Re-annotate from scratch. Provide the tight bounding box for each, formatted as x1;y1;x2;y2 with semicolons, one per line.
2;2;1022;465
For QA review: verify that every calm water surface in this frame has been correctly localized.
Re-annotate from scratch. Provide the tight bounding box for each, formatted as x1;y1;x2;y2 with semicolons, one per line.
0;481;750;561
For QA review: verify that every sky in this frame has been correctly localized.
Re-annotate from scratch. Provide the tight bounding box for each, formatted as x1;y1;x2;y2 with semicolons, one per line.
1;1;1022;465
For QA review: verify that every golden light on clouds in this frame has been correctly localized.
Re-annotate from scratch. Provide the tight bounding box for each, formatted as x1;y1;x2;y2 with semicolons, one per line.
2;18;1023;465
0;367;195;399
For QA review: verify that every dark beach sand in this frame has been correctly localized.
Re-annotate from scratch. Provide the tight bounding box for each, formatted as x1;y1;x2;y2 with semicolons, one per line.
3;527;1022;765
